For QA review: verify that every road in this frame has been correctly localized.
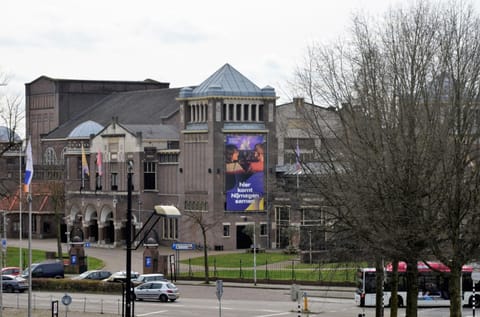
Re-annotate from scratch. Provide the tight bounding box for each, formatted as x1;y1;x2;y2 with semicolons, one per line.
1;285;476;317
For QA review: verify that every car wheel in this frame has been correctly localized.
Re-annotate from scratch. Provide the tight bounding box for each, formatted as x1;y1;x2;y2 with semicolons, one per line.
5;285;14;293
159;294;168;302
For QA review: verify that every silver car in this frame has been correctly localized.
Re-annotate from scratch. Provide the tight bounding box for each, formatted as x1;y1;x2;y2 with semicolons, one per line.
133;281;180;302
2;275;28;293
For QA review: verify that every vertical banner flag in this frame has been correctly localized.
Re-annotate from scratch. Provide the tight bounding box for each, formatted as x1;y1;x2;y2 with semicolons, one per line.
96;150;103;176
81;144;89;177
24;139;33;193
225;135;265;211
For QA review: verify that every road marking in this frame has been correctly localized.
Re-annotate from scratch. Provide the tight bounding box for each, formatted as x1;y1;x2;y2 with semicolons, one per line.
256;313;290;317
136;311;168;316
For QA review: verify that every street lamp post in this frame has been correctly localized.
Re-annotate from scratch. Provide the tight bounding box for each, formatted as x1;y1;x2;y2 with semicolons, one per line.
125;160;133;317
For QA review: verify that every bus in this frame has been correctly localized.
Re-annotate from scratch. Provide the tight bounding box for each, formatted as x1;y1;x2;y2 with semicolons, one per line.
355;261;480;307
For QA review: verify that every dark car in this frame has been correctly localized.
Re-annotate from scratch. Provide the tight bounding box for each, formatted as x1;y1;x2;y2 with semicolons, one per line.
22;260;64;279
71;270;112;280
2;274;28;293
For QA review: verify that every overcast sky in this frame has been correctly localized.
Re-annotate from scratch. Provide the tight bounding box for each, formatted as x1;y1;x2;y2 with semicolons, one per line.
0;0;462;104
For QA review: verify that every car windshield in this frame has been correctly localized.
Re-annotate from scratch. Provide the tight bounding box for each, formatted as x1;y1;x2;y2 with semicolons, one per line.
22;264;38;275
78;271;92;278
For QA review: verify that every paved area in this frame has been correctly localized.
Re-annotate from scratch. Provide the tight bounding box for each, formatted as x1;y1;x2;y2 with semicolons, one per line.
7;238;218;273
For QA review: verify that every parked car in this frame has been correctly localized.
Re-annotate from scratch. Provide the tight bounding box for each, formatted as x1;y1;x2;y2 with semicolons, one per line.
133;281;180;302
71;270;112;280
2;274;28;293
132;273;167;286
22;260;64;279
1;267;21;276
102;271;139;283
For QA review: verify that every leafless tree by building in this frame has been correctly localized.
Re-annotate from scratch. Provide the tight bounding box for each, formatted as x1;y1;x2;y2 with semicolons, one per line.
291;1;480;317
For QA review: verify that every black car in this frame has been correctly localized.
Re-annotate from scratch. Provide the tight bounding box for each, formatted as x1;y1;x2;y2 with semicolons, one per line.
71;270;112;280
2;274;28;293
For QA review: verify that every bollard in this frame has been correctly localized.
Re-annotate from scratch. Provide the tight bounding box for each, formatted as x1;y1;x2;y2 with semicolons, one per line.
303;291;308;312
297;301;301;317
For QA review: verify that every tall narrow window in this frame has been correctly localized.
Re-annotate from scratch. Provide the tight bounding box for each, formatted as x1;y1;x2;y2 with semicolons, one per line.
144;161;157;190
111;172;118;191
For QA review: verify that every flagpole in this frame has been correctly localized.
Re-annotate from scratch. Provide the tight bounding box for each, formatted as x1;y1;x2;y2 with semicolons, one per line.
23;137;33;317
27;192;32;317
19;141;22;272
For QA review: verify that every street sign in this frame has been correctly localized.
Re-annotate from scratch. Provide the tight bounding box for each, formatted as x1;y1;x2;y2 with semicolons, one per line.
85;242;90;248
1;238;6;251
172;242;195;250
216;280;223;300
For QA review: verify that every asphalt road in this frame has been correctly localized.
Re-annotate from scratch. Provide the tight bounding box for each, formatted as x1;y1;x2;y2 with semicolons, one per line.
1;287;473;317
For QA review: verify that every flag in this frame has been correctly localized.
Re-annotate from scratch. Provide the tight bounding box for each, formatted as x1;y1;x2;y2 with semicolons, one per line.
81;144;89;177
96;150;103;176
23;139;33;193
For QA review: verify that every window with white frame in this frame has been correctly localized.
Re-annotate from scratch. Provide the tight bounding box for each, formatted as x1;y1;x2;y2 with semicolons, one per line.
162;218;178;240
223;223;231;237
260;223;268;236
143;161;157;190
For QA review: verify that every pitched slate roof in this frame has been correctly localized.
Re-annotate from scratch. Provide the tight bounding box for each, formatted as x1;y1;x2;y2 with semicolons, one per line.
123;124;179;140
179;63;275;98
44;88;182;139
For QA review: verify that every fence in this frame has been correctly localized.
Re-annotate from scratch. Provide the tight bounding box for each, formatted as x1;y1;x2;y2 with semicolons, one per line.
178;258;358;284
2;292;123;315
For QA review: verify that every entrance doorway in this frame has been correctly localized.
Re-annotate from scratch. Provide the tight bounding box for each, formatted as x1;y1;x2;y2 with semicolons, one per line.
236;225;252;249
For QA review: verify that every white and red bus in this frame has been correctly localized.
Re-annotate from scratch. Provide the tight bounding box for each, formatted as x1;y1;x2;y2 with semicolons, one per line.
355;261;480;307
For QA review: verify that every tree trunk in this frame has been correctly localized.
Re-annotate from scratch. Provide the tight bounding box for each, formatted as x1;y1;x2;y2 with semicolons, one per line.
389;259;399;317
375;258;384;317
405;259;418;317
449;265;462;317
56;211;63;260
202;227;209;284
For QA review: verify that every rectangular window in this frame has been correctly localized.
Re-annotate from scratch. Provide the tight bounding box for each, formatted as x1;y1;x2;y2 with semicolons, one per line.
162;218;178;239
143;161;156;190
167;141;179;150
258;104;264;121
111;172;118;191
260;223;267;236
159;153;179;163
242;104;249;121
223;224;230;237
252;104;257;121
96;173;102;191
228;104;234;121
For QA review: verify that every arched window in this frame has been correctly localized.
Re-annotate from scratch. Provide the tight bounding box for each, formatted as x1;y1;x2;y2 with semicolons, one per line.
44;147;57;165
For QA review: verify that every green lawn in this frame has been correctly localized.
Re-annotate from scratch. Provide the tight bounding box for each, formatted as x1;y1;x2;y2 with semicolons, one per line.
180;251;296;267
4;247;104;270
179;251;359;284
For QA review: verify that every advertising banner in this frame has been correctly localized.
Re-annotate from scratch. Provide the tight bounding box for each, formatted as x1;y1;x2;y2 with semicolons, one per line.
225;135;265;211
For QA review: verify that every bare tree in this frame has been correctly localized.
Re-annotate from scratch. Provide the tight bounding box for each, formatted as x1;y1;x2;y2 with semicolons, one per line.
0;71;24;155
182;211;220;284
291;2;480;317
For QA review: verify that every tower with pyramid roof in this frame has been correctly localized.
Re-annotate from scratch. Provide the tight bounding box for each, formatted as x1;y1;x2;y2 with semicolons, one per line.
177;64;277;250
